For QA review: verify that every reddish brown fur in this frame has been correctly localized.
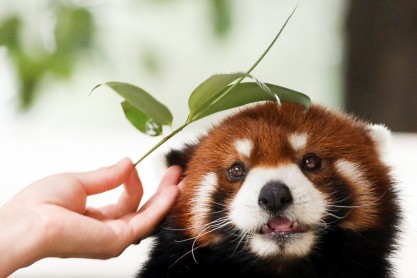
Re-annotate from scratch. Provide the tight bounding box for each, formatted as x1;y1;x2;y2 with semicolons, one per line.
171;102;395;244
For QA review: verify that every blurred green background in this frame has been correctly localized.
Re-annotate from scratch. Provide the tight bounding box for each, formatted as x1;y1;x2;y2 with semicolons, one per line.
2;0;417;132
0;2;95;109
0;0;345;131
0;0;235;110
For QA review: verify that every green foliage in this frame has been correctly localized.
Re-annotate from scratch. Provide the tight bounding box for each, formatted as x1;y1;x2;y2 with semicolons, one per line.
0;3;95;109
1;0;233;110
191;82;310;121
93;82;173;136
92;4;308;166
188;72;246;119
122;101;164;136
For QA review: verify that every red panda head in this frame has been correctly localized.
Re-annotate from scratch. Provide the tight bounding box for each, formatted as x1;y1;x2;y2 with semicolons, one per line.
168;101;398;260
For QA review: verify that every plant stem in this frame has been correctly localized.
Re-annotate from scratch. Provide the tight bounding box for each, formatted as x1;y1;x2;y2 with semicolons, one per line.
191;4;298;121
134;122;189;166
135;4;298;165
244;4;298;78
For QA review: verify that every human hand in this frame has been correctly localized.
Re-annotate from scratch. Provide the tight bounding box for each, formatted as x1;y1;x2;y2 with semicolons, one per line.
0;158;181;277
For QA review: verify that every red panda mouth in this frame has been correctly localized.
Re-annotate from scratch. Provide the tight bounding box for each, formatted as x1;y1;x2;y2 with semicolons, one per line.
260;216;308;236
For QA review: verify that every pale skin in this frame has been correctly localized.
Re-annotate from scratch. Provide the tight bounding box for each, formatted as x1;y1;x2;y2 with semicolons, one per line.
0;158;182;277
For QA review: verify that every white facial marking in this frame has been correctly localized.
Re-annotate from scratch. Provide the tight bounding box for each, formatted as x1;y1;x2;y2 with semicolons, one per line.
250;234;280;257
229;164;326;257
234;139;253;158
289;133;307;152
335;160;366;185
192;172;218;233
249;231;316;258
284;231;315;257
335;159;376;209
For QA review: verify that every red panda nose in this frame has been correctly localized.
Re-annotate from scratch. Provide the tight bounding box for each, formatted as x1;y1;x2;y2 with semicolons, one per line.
258;182;293;213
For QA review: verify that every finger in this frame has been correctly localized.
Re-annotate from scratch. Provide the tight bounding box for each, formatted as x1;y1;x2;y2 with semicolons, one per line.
156;165;183;194
47;214;130;259
137;166;182;214
90;204;125;220
116;166;143;214
177;179;186;191
129;185;179;240
77;158;134;196
84;207;107;221
97;166;179;219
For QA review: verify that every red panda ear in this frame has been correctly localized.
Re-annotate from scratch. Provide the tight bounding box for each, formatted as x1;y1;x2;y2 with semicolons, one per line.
366;124;392;156
166;142;200;174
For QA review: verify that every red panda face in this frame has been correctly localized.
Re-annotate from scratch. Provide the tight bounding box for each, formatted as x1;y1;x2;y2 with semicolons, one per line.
171;101;396;261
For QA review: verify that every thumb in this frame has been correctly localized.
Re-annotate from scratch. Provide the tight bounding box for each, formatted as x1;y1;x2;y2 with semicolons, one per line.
129;185;179;241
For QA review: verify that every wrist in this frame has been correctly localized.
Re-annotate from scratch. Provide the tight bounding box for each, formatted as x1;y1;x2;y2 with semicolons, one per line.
0;203;46;277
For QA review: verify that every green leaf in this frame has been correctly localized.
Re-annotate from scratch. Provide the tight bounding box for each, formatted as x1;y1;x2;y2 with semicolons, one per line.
188;72;246;118
190;82;311;121
121;101;163;136
97;82;173;128
188;4;299;123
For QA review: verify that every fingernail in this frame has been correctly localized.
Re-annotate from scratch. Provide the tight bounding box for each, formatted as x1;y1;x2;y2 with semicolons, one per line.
168;165;182;173
121;157;133;164
165;165;183;179
178;180;185;191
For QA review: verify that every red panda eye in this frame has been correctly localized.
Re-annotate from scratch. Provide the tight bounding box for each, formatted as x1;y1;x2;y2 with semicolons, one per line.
228;161;246;182
302;153;322;171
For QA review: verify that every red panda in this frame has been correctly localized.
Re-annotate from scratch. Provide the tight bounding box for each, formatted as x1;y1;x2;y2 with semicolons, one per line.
137;101;400;278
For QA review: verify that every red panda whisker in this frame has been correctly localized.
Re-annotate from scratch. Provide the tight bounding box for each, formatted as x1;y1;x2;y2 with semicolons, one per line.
360;190;388;206
174;217;230;243
327;190;388;209
331;194;353;203
294;198;358;211
195;216;229;231
167;216;231;242
323;211;349;220
317;219;329;230
164;217;227;233
296;191;353;206
321;210;353;228
165;220;226;234
205;208;229;215
207;201;228;208
190;221;232;263
194;219;231;239
174;237;198;243
232;231;250;254
313;219;340;234
163;227;191;232
327;205;362;209
168;245;203;270
168;208;228;221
